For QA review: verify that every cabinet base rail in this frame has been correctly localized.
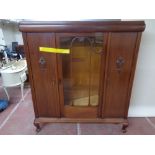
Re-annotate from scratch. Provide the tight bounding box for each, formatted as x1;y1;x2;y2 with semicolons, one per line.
34;117;128;133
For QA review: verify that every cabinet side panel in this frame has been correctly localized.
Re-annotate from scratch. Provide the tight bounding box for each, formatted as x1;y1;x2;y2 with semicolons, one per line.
26;33;60;117
124;32;142;117
102;32;138;118
22;33;39;117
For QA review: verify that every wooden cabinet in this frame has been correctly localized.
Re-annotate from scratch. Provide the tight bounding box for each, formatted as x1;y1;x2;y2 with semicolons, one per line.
19;21;145;132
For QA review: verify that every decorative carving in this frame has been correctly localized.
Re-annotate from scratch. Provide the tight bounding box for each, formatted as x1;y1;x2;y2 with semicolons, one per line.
39;56;47;69
39;56;46;65
70;36;103;54
116;57;125;73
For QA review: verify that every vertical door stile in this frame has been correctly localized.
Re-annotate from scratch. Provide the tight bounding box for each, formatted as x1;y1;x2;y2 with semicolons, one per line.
55;34;65;117
54;33;61;117
98;32;109;117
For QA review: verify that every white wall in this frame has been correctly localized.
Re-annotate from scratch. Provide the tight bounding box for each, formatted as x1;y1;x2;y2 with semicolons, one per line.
14;25;23;44
1;23;16;49
128;19;155;116
0;24;5;46
0;22;23;49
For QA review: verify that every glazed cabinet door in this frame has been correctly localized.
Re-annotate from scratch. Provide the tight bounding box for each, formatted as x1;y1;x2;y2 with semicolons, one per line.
26;33;60;117
102;32;138;118
56;33;106;118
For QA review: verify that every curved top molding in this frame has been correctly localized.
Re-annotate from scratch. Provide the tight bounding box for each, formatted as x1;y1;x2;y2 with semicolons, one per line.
19;20;145;33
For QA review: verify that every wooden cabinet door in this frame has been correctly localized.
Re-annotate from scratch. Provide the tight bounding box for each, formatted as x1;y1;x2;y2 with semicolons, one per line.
56;33;105;118
26;33;60;117
102;32;138;118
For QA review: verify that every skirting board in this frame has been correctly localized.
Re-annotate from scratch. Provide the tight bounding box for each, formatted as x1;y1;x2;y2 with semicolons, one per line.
128;105;155;117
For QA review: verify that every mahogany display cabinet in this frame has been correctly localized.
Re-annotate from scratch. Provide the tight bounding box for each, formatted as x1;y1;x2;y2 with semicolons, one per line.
19;21;145;132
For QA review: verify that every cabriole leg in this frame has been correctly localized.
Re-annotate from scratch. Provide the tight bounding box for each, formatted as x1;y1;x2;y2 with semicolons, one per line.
34;122;41;132
122;123;128;133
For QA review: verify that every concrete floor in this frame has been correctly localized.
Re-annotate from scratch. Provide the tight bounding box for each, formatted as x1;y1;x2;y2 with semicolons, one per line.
1;79;155;135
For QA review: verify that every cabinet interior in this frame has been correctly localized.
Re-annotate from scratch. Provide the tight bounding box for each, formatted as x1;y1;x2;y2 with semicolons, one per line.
59;33;103;108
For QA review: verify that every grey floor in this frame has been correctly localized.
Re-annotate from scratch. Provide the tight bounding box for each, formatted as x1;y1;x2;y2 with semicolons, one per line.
0;79;155;134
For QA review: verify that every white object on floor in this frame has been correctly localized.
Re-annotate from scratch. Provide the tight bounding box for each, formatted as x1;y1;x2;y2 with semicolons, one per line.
0;86;9;100
0;60;27;101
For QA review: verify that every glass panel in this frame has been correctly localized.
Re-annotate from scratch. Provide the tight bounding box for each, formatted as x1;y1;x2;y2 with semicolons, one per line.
90;35;103;106
59;34;103;107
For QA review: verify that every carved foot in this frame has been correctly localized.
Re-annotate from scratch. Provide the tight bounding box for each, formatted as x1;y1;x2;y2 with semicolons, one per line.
122;123;128;133
34;122;41;132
